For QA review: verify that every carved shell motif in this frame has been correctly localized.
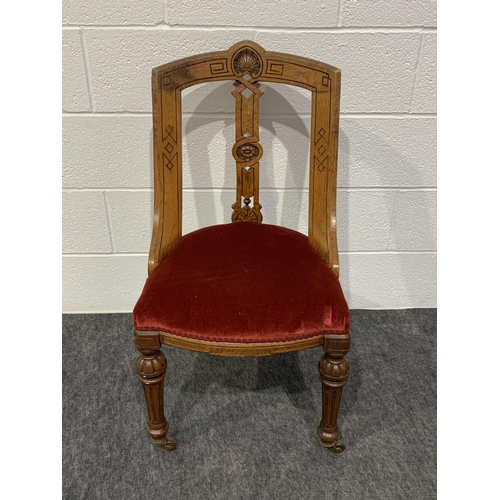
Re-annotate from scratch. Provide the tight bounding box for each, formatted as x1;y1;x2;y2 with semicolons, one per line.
233;49;261;77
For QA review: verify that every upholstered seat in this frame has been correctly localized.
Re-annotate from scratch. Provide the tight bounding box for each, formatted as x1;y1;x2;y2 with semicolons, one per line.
133;222;350;343
133;41;351;453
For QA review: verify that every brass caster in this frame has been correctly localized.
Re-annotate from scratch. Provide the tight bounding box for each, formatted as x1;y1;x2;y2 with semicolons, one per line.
152;436;177;451
328;438;345;453
320;436;345;453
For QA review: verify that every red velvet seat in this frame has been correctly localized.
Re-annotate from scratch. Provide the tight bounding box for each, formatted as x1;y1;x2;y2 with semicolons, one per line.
133;222;350;343
133;41;351;453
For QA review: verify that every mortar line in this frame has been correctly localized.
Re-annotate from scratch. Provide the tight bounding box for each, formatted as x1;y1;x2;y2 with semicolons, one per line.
63;305;435;313
63;187;437;192
163;0;168;25
80;28;95;113
386;187;400;251
62;24;437;33
62;111;437;119
63;253;149;257
410;33;426;112
62;250;437;257
102;191;116;252
337;0;344;27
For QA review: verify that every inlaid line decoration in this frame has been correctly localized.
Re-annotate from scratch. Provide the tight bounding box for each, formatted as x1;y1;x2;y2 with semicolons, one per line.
210;59;229;75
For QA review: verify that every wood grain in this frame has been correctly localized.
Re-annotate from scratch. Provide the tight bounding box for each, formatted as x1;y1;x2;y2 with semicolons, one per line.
136;40;349;452
148;40;341;277
160;331;324;356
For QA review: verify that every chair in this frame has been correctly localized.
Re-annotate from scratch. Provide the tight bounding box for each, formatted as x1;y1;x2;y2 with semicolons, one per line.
132;40;350;453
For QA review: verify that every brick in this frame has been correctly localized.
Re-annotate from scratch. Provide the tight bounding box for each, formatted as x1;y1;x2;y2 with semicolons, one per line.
106;188;394;253
167;0;338;27
260;83;312;115
338;118;437;187
337;191;394;252
339;253;436;308
104;189;308;251
62;116;152;188
260;190;309;233
181;116;235;188
183;117;436;190
63;0;163;25
97;115;436;191
183;189;309;235
389;190;437;250
256;32;420;113
106;191;153;252
182;81;235;113
412;34;437;113
181;115;311;189
62;247;437;312
181;81;311;115
62;115;436;190
182;190;233;234
62;30;91;112
84;29;256;112
62;191;111;253
62;255;147;312
342;0;437;27
260;117;311;189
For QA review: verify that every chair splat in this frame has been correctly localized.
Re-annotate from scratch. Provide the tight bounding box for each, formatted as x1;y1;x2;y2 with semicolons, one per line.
231;47;264;223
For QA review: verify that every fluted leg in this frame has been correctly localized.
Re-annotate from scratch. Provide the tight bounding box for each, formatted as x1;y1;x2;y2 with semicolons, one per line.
134;330;176;451
317;334;350;452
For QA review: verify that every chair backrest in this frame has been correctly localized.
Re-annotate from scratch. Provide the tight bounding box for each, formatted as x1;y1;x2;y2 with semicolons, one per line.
149;40;341;277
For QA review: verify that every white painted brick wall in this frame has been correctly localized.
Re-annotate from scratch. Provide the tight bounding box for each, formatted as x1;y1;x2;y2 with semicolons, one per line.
411;33;437;113
62;192;112;253
167;1;339;28
341;0;437;27
63;1;163;26
62;0;437;312
62;30;91;112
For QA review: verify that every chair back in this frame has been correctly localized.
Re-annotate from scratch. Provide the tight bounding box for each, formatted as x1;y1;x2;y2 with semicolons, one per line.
149;40;341;277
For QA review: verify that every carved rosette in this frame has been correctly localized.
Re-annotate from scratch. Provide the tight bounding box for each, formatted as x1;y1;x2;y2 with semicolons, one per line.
236;143;259;161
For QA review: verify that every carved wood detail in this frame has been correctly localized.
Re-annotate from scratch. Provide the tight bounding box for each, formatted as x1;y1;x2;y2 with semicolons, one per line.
141;42;347;452
317;334;350;452
232;47;262;77
230;66;263;223
149;40;341;277
159;331;324;356
134;330;176;451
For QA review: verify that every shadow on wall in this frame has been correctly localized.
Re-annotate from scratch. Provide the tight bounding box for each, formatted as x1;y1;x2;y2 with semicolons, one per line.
147;81;435;309
338;121;436;309
183;82;310;231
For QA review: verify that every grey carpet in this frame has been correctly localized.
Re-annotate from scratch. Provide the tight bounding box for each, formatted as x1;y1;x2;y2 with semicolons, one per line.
62;310;436;500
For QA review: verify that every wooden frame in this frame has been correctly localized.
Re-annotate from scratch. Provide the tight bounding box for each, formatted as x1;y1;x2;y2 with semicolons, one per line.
134;40;349;453
148;40;341;277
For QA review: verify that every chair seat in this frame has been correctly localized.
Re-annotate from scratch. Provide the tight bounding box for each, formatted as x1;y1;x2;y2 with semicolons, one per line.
133;223;350;343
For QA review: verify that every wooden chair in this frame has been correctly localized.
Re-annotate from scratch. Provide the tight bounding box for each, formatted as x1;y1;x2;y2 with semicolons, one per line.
133;40;350;453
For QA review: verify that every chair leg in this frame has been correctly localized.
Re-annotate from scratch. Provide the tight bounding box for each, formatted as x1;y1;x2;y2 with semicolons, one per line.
134;329;176;451
317;334;350;453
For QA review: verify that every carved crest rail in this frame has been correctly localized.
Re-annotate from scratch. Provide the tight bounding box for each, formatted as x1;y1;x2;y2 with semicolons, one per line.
149;41;341;278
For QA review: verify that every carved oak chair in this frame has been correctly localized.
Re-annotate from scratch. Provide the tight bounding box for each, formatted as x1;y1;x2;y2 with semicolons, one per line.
132;40;350;452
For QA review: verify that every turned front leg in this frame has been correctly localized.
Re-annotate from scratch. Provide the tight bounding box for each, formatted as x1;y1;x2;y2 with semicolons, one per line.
317;334;350;452
134;330;176;451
